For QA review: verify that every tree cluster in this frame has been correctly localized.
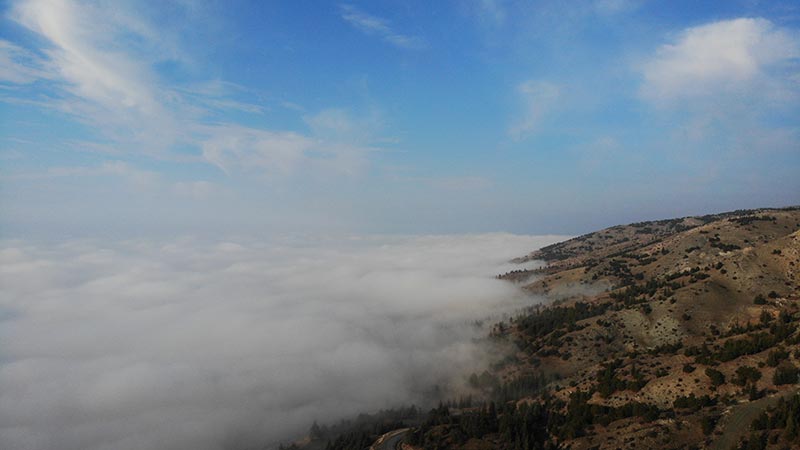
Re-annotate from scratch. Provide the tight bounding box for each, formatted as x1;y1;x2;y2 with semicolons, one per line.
743;393;800;449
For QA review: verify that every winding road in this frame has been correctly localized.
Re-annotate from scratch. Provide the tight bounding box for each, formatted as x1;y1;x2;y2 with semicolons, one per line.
370;428;409;450
711;389;798;450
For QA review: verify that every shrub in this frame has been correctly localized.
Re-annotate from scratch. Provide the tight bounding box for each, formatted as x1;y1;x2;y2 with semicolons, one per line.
701;416;716;435
733;366;761;386
767;348;789;367
705;368;725;388
773;363;800;385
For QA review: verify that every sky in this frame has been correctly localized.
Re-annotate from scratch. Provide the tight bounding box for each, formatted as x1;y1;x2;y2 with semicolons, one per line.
1;0;800;237
1;3;799;448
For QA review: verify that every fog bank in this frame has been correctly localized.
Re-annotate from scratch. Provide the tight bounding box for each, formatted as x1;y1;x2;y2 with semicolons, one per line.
0;233;561;450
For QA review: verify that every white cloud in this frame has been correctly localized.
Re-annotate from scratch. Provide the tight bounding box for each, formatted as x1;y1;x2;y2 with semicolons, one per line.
199;126;315;175
198;124;371;177
0;234;559;450
339;4;426;49
508;80;559;140
636;17;800;161
640;18;800;102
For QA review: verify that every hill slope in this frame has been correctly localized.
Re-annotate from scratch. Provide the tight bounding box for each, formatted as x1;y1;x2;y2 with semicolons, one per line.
407;207;800;450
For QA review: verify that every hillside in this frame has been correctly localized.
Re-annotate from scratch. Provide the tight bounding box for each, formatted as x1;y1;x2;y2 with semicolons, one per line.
489;207;800;449
309;207;800;450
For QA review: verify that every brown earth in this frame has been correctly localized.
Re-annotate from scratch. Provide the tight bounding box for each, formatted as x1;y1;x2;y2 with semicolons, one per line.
491;207;800;449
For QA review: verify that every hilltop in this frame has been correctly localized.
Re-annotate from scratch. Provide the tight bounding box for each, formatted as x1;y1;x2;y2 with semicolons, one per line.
304;207;800;450
488;206;800;449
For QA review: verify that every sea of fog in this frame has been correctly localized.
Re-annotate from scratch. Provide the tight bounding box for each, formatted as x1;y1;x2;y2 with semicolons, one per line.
0;233;563;450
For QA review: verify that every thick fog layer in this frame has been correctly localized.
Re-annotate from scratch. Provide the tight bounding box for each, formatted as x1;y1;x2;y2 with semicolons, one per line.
0;234;560;450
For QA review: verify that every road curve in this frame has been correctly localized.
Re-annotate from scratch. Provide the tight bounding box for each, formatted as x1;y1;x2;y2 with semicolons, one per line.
711;389;797;450
370;428;409;450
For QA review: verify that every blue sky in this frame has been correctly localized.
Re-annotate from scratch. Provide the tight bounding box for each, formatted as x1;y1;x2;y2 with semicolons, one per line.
1;0;799;237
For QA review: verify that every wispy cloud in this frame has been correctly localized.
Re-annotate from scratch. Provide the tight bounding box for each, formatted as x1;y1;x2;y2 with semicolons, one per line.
470;0;507;25
303;107;384;143
592;0;639;15
465;0;637;32
199;126;317;175
339;4;426;49
11;0;167;118
3;0;378;178
200;108;382;177
0;40;51;84
508;80;560;140
7;0;185;155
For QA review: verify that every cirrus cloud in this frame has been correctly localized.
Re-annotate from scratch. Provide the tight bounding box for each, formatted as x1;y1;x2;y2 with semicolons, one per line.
3;0;381;178
339;4;426;49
